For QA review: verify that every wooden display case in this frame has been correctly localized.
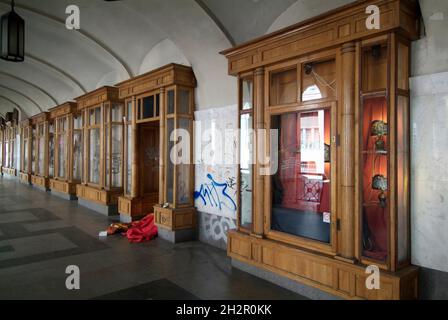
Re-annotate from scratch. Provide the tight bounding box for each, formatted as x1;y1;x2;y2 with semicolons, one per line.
48;102;81;200
19;119;32;185
30;112;51;191
75;86;124;215
221;0;420;300
2;121;18;177
117;64;196;242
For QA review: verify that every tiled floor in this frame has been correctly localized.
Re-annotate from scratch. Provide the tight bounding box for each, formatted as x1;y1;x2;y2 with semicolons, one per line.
0;175;306;300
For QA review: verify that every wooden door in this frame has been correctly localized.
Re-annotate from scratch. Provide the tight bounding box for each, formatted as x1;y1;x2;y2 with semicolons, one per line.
139;124;160;201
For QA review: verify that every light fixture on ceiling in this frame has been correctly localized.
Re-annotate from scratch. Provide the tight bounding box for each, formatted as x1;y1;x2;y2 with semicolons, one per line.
0;0;25;62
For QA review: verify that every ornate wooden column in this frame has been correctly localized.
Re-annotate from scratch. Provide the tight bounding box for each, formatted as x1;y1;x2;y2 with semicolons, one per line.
131;96;139;199
159;88;166;205
253;67;265;237
339;42;356;260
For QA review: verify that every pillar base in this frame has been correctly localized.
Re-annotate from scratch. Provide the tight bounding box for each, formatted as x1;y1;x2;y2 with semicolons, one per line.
49;180;77;199
157;227;196;243
76;184;122;216
154;205;196;230
19;172;32;185
51;190;77;201
232;258;340;300
119;213;146;223
153;205;197;243
2;167;17;176
78;198;118;216
33;184;50;192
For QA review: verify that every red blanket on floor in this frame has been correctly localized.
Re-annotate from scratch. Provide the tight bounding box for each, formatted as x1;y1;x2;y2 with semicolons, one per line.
124;214;158;243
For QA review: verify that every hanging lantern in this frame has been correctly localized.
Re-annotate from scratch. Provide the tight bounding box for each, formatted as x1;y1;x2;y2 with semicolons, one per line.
0;0;25;62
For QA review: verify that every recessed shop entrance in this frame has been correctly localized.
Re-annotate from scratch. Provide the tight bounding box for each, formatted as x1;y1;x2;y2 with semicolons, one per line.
138;121;160;212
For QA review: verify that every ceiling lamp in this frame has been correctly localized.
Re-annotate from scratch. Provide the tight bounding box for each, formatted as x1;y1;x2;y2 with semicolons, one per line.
0;0;25;62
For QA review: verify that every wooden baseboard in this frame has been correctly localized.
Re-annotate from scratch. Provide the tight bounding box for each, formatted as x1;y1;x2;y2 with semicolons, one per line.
19;172;31;184
49;179;77;195
2;167;17;176
118;194;158;217
154;205;196;231
228;230;419;300
76;184;122;206
31;175;49;189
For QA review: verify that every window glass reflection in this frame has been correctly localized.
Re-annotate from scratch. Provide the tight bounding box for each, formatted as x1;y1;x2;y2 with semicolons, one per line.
240;113;253;229
271;109;331;243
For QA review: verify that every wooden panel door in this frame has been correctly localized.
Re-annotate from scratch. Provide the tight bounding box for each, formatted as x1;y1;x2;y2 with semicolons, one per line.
139;124;160;200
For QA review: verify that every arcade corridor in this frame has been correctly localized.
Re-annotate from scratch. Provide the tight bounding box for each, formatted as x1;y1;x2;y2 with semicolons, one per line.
0;175;306;300
0;0;447;302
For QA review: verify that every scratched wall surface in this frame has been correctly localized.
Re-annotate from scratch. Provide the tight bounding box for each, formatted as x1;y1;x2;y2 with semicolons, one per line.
198;211;237;250
194;105;239;249
194;105;238;219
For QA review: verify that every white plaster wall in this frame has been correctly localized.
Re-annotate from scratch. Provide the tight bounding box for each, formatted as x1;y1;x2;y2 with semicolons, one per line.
412;1;448;76
120;0;237;111
138;39;191;75
409;0;448;273
410;72;448;273
0;0;236;114
267;0;356;33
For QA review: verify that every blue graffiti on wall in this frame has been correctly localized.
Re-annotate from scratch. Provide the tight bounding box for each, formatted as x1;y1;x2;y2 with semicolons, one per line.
194;174;237;212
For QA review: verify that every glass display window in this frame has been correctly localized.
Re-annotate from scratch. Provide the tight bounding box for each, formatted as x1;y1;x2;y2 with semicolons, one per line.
19;121;32;177
31;127;36;174
38;123;45;175
87;106;101;185
105;102;124;189
301;59;336;102
176;118;192;205
56;117;68;179
73;114;83;182
269;66;298;106
361;96;389;262
137;92;160;121
166;118;175;204
270;108;333;244
239;75;254;231
124;100;132;196
49;122;54;178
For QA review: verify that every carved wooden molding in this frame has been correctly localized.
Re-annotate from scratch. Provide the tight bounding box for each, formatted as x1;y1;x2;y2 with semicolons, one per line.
48;102;78;119
117;64;196;100
221;0;419;75
30;112;50;125
75;86;120;110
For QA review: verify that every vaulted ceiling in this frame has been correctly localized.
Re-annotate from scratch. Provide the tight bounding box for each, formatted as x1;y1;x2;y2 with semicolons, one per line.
0;0;445;119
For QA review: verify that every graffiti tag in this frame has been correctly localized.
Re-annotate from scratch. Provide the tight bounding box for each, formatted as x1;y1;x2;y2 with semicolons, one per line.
194;174;237;212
